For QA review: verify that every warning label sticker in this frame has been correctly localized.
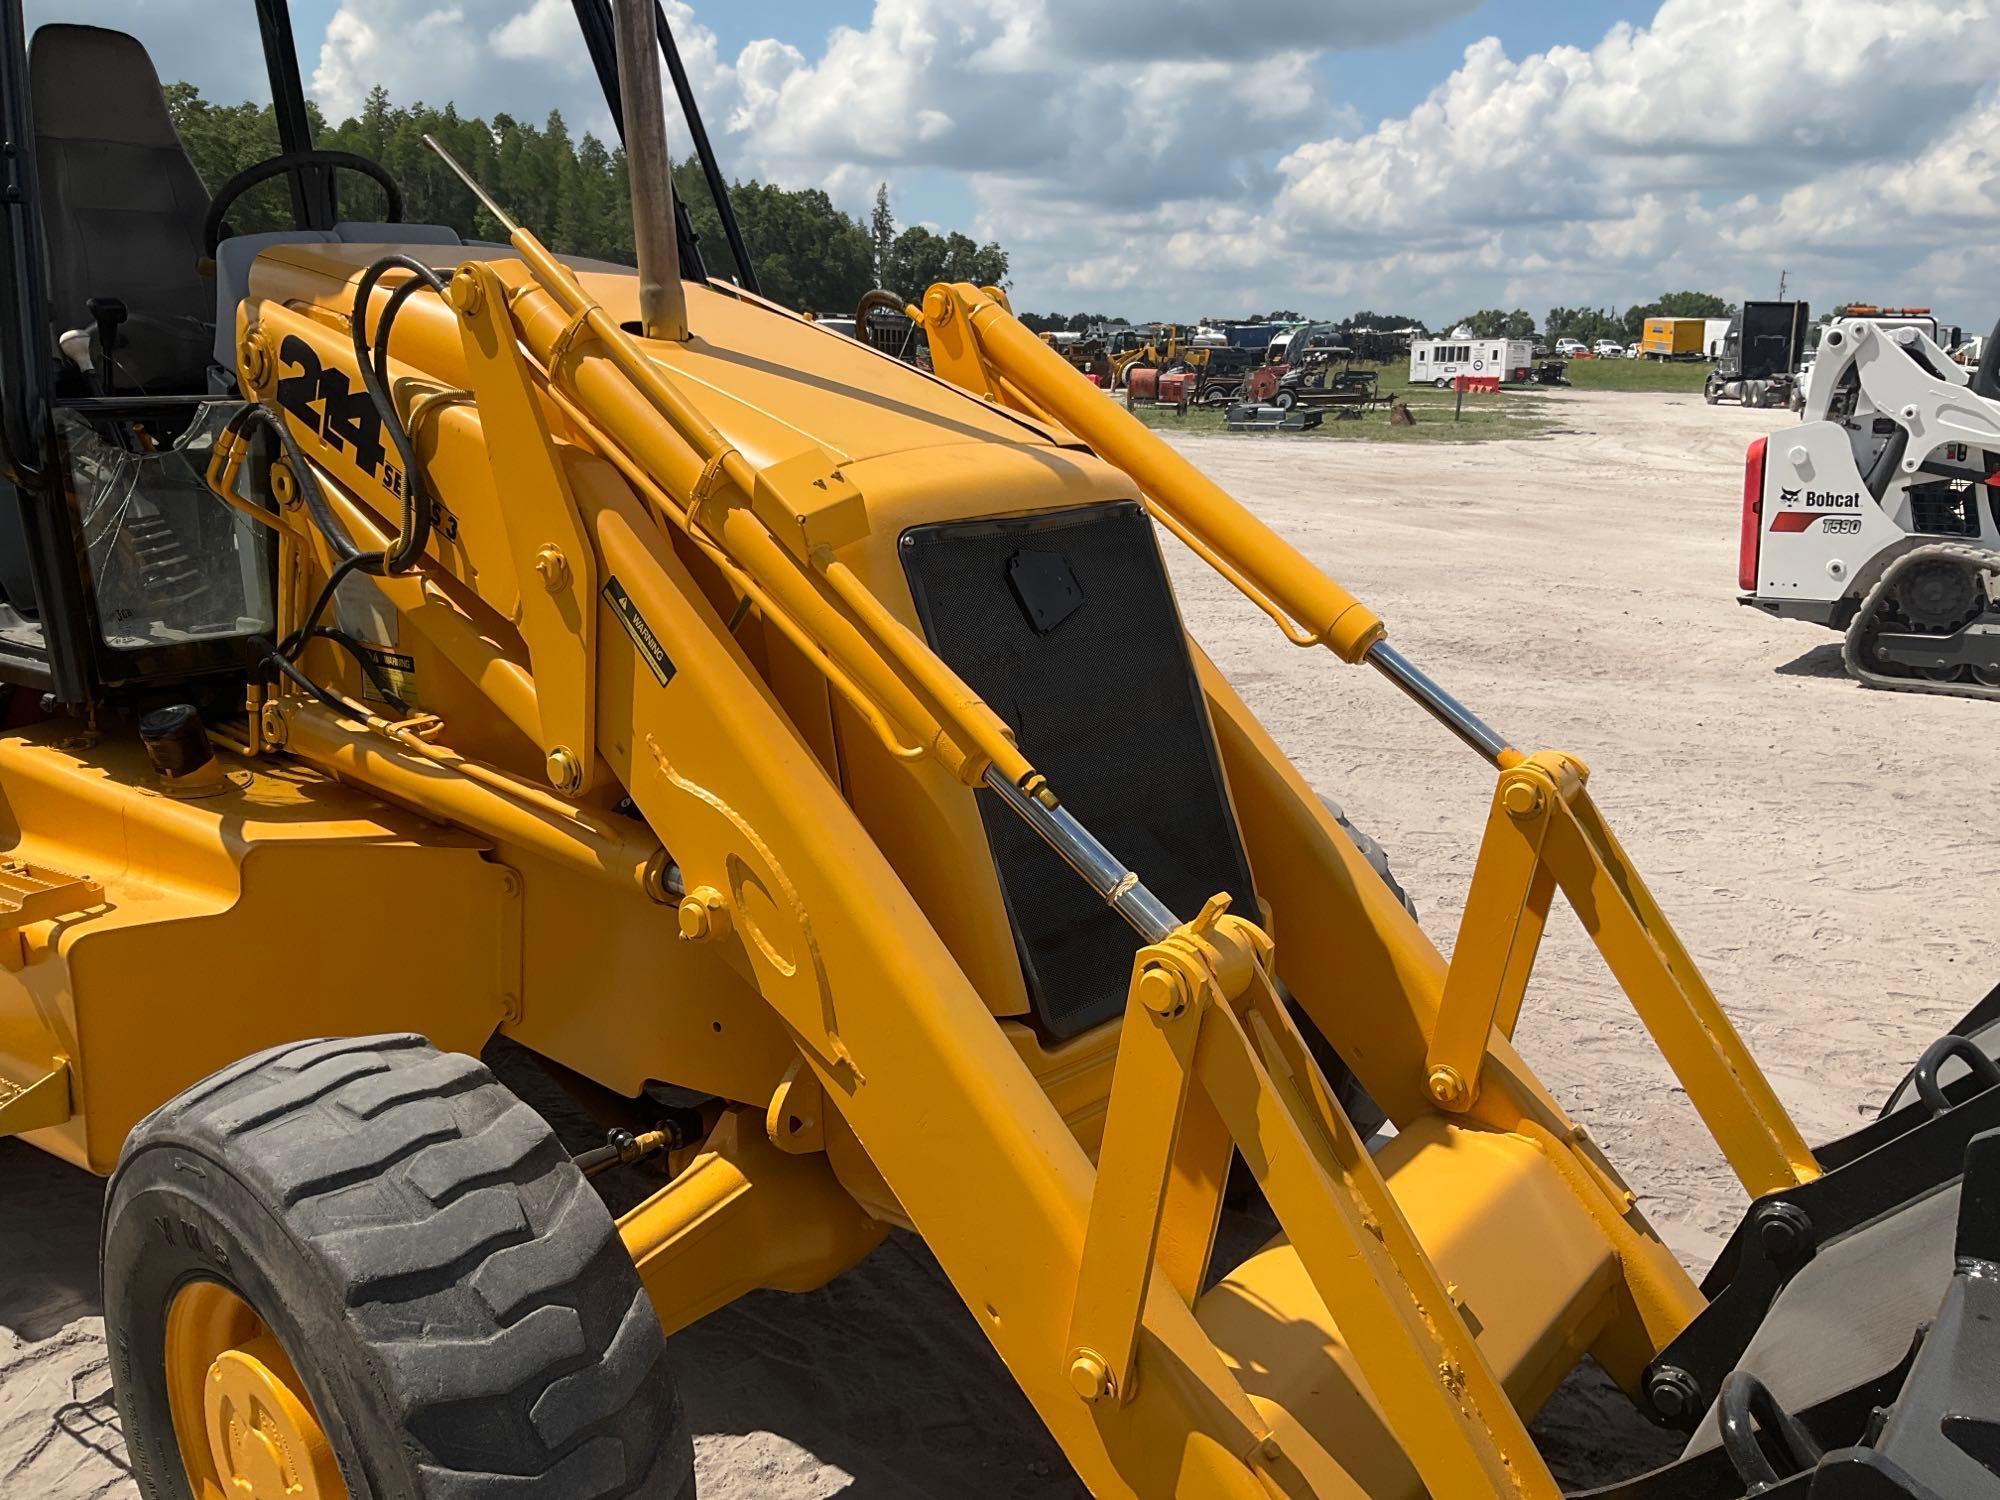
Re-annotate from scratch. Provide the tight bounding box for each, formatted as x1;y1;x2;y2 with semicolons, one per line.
355;644;419;707
603;576;676;686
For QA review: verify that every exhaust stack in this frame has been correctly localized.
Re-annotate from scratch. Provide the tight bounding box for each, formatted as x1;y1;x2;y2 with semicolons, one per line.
614;0;689;341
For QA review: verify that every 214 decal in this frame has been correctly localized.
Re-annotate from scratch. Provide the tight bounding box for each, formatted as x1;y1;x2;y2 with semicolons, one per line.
274;335;460;543
276;334;398;493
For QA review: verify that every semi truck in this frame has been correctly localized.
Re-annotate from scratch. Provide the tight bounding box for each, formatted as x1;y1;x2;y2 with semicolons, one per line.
1704;300;1811;407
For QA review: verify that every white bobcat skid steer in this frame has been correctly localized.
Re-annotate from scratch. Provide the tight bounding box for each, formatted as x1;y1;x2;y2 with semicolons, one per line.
1740;315;2000;699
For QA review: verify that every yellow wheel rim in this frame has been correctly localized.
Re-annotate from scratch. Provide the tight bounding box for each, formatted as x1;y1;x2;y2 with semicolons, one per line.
163;1281;348;1500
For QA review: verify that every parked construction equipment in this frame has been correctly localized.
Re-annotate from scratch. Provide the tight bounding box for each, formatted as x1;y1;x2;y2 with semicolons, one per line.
1741;311;2000;698
1224;401;1324;431
1244;340;1379;411
1124;365;1195;413
2;6;1997;1499
1190;343;1263;405
1108;323;1192;388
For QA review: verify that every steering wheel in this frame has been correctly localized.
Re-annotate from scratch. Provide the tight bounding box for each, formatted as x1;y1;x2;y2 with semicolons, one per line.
202;150;404;257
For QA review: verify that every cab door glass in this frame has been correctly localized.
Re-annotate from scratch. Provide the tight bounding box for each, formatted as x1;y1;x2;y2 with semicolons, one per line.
54;401;273;649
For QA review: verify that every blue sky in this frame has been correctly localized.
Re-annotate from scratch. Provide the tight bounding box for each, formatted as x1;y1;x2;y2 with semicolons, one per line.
30;1;1999;326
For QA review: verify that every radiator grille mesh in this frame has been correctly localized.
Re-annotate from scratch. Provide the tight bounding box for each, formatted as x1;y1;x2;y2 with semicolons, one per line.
900;500;1258;1038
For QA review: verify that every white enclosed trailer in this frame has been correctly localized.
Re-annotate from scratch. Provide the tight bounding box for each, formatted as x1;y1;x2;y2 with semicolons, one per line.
1408;337;1534;386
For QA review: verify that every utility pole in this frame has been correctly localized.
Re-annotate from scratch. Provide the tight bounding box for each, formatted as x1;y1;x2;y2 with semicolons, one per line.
1776;268;1789;301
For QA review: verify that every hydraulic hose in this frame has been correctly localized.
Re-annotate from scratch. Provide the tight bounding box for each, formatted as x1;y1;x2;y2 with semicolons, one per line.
350;254;448;573
222;257;450;671
223;403;369;568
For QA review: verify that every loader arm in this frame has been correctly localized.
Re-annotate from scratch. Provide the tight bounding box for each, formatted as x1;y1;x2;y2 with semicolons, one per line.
149;167;1991;1500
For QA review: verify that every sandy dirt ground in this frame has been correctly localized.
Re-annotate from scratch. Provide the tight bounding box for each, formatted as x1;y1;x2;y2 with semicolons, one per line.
4;387;1994;1497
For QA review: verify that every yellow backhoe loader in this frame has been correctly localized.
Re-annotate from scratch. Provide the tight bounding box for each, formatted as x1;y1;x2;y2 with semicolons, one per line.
0;5;1996;1499
1108;323;1193;389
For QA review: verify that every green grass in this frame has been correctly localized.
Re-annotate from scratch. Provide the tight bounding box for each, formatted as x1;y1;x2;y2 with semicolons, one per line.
1561;356;1713;393
1124;366;1555;443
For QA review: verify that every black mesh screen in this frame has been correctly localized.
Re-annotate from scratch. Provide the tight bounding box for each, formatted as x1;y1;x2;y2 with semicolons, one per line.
900;500;1258;1039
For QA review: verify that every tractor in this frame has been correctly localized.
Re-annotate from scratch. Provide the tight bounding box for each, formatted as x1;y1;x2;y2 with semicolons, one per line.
0;4;1994;1498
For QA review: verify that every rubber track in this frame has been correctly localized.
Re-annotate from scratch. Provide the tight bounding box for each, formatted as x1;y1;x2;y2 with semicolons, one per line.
126;1033;687;1498
1843;541;2000;702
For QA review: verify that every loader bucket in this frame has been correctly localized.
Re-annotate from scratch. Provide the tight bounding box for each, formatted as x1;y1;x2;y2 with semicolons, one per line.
1576;985;2000;1498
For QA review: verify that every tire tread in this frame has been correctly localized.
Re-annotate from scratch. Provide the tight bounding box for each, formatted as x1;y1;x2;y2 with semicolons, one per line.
125;1034;689;1498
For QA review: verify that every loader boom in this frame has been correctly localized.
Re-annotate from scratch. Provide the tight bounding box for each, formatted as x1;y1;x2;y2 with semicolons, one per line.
215;190;1827;1494
5;8;1997;1498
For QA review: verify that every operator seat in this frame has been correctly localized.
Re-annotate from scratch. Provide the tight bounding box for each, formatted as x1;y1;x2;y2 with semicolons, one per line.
29;24;215;394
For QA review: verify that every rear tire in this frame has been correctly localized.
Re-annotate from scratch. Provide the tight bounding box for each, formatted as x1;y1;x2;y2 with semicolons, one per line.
105;1033;694;1500
1224;803;1406;1212
1308;800;1412;1139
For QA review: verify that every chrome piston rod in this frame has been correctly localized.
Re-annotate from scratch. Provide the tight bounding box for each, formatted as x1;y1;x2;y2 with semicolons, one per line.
986;643;1505;942
1366;640;1512;766
984;770;1179;944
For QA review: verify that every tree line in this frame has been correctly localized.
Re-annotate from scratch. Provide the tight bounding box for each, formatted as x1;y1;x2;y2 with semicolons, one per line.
163;83;1008;318
1541;291;1737;345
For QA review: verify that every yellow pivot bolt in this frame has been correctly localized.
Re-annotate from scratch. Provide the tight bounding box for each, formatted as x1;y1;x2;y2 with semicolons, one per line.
1136;965;1189;1018
1427;1065;1470;1109
446;271;483;316
534;544;572;593
1067;1348;1113;1402
545;747;583;792
677;886;730;943
1501;779;1544;818
240;332;275;395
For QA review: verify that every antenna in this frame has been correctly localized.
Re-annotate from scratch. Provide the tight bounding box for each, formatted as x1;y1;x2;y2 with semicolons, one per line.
423;134;520;235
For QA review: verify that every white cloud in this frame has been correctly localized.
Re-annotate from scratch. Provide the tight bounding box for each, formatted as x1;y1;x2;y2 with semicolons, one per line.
674;0;2000;324
490;0;579;63
1242;0;2000;322
254;0;2000;324
310;0;650;128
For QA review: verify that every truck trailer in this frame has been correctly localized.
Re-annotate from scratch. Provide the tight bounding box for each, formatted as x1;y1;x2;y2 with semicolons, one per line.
1408;337;1533;386
1640;317;1706;360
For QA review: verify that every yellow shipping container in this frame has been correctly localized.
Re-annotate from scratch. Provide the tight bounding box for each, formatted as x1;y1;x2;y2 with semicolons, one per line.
1640;316;1706;358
